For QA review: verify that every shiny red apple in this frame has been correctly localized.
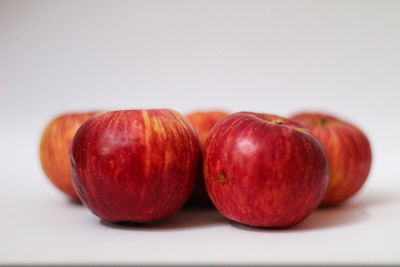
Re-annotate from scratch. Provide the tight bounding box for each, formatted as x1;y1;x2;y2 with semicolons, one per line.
185;110;229;206
204;112;329;227
70;109;200;223
39;111;98;199
290;112;372;206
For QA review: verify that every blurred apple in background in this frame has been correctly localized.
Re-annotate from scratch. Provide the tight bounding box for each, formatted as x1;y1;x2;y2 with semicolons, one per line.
70;109;200;223
187;111;229;147
204;112;329;227
185;110;228;206
290;112;372;206
39;111;99;199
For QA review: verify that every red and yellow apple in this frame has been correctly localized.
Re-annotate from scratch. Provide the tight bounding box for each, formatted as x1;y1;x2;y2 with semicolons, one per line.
70;109;200;223
39;112;98;199
187;111;229;147
203;112;329;227
185;110;229;206
290;112;372;206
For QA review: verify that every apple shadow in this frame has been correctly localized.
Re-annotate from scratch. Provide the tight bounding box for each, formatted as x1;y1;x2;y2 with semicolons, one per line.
341;188;400;209
68;198;84;206
229;205;369;232
181;202;216;210
100;208;226;231
229;188;400;232
291;203;369;231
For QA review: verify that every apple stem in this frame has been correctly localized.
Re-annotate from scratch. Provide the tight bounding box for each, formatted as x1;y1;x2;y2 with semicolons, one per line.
321;117;327;126
276;120;284;125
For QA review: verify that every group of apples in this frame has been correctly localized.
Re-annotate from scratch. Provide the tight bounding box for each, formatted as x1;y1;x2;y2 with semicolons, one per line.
40;109;371;228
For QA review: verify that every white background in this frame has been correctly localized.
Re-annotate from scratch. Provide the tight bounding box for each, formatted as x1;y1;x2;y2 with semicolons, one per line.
1;0;399;265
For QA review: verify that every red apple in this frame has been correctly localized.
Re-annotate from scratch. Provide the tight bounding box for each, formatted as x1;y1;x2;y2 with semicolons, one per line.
186;110;229;206
204;112;329;227
70;109;200;223
290;112;372;206
187;111;229;147
39;111;98;199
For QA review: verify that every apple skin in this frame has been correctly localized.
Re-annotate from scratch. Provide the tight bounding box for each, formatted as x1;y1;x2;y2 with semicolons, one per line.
203;112;329;227
70;109;200;223
290;112;372;206
39;112;98;199
187;111;229;147
185;110;229;206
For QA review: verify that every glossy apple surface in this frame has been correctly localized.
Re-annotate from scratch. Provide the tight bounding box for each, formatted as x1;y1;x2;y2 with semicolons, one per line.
70;109;200;223
186;110;228;206
290;112;372;206
204;112;329;227
39;112;98;199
